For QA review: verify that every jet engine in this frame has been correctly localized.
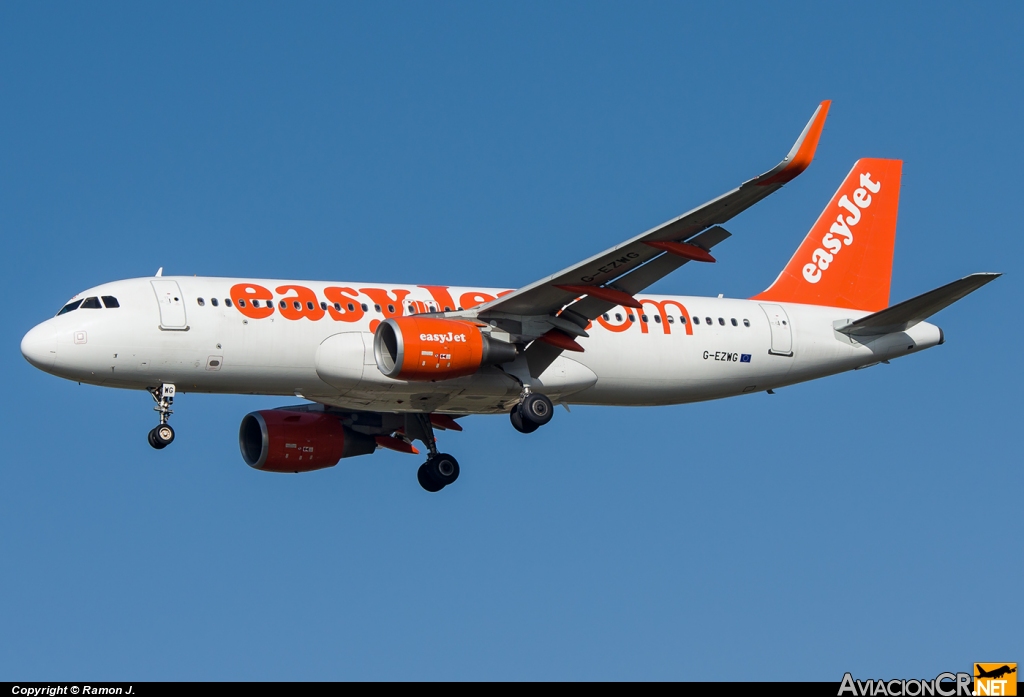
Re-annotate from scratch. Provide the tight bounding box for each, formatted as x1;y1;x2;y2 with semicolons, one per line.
373;317;517;381
239;410;376;473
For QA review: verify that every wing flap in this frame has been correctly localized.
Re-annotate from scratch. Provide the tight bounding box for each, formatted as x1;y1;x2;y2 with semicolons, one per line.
559;226;732;321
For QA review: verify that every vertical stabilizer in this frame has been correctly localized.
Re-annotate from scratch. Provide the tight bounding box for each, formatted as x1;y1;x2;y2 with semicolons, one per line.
752;158;902;312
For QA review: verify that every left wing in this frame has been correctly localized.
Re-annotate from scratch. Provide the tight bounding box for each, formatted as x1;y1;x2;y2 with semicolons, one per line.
443;101;831;373
460;100;827;323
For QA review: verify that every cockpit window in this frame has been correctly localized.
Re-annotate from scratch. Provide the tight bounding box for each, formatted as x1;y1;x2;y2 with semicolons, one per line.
80;297;102;309
101;296;120;308
57;300;83;316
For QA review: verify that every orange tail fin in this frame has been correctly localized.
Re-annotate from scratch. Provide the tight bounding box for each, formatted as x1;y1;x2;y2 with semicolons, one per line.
752;158;903;312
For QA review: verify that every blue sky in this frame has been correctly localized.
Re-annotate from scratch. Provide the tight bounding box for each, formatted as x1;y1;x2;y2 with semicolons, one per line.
1;2;1021;680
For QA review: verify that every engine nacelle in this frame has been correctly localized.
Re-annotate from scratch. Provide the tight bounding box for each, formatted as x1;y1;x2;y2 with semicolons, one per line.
373;317;517;381
239;410;376;473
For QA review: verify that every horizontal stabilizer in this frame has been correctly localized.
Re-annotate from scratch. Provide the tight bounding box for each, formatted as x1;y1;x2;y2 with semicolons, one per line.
836;273;1000;337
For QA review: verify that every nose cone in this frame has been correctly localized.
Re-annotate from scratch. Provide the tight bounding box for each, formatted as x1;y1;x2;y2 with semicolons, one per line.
21;322;58;370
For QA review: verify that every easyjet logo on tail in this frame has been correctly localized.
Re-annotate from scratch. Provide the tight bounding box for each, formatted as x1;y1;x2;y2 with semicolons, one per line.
803;172;881;284
751;157;902;313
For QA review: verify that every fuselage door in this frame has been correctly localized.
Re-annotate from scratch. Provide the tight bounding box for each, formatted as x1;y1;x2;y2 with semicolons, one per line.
759;303;793;357
151;280;188;330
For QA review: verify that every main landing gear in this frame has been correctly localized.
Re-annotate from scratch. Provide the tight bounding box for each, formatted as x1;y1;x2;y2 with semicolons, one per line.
147;383;176;450
411;414;460;493
510;392;553;434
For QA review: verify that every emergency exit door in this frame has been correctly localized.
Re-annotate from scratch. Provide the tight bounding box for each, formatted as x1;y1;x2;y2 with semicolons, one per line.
759;304;793;357
152;280;188;330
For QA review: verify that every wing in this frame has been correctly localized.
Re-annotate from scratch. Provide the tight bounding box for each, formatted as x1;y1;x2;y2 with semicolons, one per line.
466;101;829;319
444;101;831;374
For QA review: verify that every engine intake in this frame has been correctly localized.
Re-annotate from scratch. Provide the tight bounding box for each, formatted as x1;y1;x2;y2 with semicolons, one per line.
373;317;517;381
239;410;375;473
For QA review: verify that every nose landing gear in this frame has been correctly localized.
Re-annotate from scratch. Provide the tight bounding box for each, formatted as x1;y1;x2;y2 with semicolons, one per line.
147;384;176;450
510;392;553;434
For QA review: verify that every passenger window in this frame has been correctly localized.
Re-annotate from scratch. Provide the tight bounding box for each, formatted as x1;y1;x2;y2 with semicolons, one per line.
211;298;219;307
251;300;259;308
238;299;247;307
743;319;750;327
225;299;233;307
693;316;700;325
654;315;662;324
782;320;788;325
361;303;368;312
197;298;206;306
667;316;675;324
321;301;328;311
306;301;315;310
57;300;83;316
387;304;395;313
679;316;686;324
374;304;381;312
101;296;120;308
334;303;341;311
731;318;737;326
641;314;648;323
444;306;452;312
81;297;102;309
347;303;355;311
706;317;712;325
628;314;635;322
615;313;622;321
292;301;300;310
716;317;723;326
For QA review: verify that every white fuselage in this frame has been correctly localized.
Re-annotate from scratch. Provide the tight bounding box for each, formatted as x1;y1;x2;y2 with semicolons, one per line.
21;276;943;414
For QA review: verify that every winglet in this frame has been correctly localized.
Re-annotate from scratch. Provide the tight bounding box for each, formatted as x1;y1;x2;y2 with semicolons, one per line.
756;100;831;186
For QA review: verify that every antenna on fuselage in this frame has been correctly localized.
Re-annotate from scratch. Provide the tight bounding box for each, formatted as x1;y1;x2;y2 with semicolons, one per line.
155;267;163;277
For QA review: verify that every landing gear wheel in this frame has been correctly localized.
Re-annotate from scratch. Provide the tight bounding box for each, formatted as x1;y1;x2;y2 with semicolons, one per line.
521;393;553;426
148;424;175;450
417;464;444;492
510;405;539;434
417;453;460;492
429;453;460;486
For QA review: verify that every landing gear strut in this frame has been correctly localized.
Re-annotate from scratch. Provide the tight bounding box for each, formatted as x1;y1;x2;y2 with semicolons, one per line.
147;384;176;449
510;392;553;434
410;414;460;492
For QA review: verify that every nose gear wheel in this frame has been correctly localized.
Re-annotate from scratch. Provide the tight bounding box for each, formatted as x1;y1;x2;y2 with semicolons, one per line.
148;424;175;449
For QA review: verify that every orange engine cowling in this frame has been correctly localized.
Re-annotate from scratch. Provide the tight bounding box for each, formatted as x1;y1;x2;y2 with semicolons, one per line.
239;410;376;473
373;317;517;381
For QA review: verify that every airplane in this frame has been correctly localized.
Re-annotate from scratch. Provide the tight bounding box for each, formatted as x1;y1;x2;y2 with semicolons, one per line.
20;101;1000;492
976;665;1017;680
